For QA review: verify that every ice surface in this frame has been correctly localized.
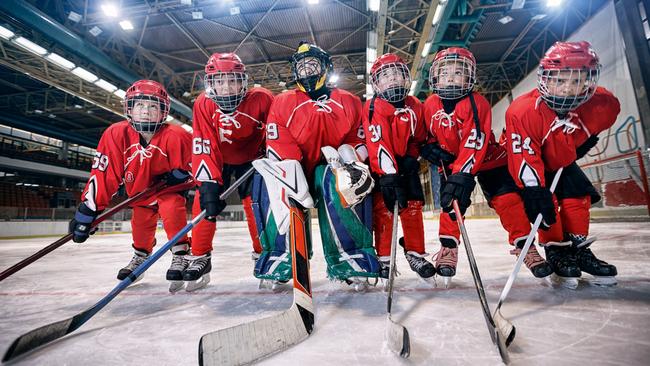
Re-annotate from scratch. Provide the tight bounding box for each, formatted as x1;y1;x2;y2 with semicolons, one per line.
1;219;649;365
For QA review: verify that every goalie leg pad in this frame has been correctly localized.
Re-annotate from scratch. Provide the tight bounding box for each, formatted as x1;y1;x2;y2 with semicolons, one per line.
315;165;380;281
251;173;293;282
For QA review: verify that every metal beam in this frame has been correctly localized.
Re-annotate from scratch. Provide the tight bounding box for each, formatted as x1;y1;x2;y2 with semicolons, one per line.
376;0;389;56
165;12;210;59
234;0;280;53
409;1;440;80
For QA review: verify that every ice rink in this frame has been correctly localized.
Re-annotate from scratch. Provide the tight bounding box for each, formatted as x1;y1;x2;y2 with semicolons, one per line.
1;218;649;366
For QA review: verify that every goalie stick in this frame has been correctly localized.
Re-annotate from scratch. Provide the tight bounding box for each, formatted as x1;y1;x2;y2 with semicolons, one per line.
2;172;250;363
441;165;510;364
198;197;313;365
385;203;410;358
492;167;563;348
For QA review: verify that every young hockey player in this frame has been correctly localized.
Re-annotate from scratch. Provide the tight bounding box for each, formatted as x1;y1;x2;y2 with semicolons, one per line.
422;47;553;287
505;41;620;287
189;52;274;291
69;80;193;287
253;42;380;290
363;53;434;281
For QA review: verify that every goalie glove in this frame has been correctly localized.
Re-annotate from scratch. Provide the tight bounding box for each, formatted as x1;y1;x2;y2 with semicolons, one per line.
333;161;375;208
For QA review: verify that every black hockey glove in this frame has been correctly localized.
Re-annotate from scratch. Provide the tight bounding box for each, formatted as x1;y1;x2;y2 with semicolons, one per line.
379;174;407;211
440;172;475;216
521;186;556;230
162;169;190;186
420;143;456;166
576;135;599;160
68;202;98;243
199;182;226;222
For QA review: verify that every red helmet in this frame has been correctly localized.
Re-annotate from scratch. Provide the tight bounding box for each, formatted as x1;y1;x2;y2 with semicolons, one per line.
370;53;411;102
429;47;476;99
537;41;600;114
204;53;248;112
124;80;170;134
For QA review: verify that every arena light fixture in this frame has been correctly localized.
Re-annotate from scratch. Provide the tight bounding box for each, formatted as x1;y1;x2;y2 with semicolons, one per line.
230;6;241;15
532;14;547;20
253;83;261;88
89;26;103;37
307;0;319;4
72;67;99;83
368;0;380;12
12;37;47;56
546;0;562;7
329;74;339;83
278;81;286;87
498;15;514;24
0;25;15;40
95;79;118;93
432;1;447;25
366;47;377;63
408;80;418;96
119;20;134;30
101;3;119;17
421;42;432;57
180;0;192;5
68;11;82;22
192;11;203;20
46;52;75;70
113;89;126;99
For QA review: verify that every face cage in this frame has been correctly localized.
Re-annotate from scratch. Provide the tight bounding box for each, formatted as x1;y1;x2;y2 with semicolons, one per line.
292;56;326;92
204;72;249;112
371;62;411;103
125;95;169;134
429;57;476;99
537;67;600;114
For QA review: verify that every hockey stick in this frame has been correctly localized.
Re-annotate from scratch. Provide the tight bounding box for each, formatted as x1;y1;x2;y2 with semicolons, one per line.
385;203;411;358
0;180;174;282
492;167;563;347
1;171;250;363
198;197;313;365
441;166;509;364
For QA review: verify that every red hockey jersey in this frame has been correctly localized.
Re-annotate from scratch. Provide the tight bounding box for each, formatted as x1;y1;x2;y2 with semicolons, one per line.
266;89;365;176
423;92;493;174
192;88;274;185
505;87;620;188
362;96;426;175
80;122;192;211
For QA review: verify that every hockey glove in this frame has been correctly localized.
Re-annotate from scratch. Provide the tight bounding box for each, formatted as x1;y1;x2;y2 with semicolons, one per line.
199;181;226;222
440;172;475;216
162;169;191;186
379;174;407;211
420;143;455;166
69;202;98;243
576;135;599;160
521;186;556;230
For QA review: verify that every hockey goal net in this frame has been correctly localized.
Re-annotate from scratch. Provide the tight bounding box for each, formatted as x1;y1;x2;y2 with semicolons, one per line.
580;150;650;217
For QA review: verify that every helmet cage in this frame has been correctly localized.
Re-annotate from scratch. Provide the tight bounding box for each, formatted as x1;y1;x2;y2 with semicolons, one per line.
537;66;600;114
204;71;248;112
429;55;476;99
371;62;411;102
125;94;170;134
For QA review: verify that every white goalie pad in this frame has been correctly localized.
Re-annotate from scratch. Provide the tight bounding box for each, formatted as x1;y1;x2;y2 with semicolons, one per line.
321;145;375;208
252;159;314;235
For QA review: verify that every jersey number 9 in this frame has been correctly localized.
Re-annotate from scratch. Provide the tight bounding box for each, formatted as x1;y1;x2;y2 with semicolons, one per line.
92;152;109;172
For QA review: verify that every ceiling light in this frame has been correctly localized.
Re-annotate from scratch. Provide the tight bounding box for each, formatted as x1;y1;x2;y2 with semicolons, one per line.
366;47;377;63
74;104;83;109
192;11;203;20
253;83;261;88
68;11;82;22
329;74;339;83
95;79;118;92
421;42;432;57
432;2;447;26
72;67;98;83
48;114;56;119
532;14;548;20
34;109;43;114
278;81;286;87
182;91;191;97
101;3;119;17
498;15;514;24
368;0;380;12
512;0;526;9
0;25;15;40
230;6;241;15
307;0;319;4
12;37;47;55
119;20;133;30
180;0;193;5
113;89;126;99
46;53;75;70
89;26;103;37
356;74;364;80
546;0;562;7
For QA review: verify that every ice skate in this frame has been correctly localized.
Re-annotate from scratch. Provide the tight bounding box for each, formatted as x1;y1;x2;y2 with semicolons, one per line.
183;253;211;292
544;243;580;289
575;245;617;286
167;242;189;293
509;241;553;278
117;248;149;284
258;278;290;291
399;238;435;284
434;244;458;288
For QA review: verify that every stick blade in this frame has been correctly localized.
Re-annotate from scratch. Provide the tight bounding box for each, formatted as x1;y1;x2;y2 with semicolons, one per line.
199;302;312;366
493;308;516;347
2;316;75;362
495;329;511;364
385;316;410;358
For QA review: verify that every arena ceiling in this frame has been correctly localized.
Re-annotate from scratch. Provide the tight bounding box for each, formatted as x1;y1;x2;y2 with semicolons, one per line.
0;0;608;146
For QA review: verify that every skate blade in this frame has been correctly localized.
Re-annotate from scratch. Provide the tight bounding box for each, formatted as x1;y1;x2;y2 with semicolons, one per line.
582;274;617;287
549;273;579;290
258;279;289;292
437;275;452;289
418;275;436;287
186;274;210;292
169;280;185;293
